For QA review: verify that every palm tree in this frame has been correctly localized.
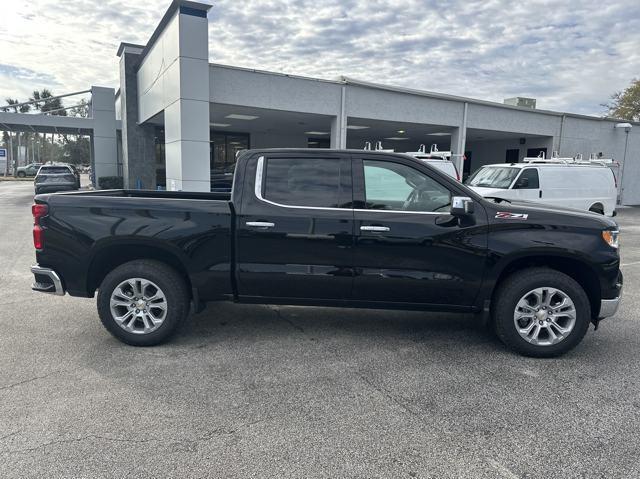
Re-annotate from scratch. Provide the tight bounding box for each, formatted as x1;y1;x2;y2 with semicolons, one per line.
30;89;67;163
30;89;67;116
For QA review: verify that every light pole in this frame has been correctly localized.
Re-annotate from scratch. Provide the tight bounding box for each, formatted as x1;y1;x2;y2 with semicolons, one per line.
615;123;632;205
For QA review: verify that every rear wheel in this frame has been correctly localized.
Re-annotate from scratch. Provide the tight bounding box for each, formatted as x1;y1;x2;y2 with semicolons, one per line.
97;260;189;346
493;268;591;357
589;203;604;215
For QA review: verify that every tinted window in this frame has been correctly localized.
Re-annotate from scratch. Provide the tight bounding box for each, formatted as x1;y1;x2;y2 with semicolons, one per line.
363;160;451;212
514;168;539;189
39;166;71;175
264;157;343;208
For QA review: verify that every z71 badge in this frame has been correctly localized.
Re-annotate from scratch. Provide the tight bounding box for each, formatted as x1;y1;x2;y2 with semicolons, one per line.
495;212;529;220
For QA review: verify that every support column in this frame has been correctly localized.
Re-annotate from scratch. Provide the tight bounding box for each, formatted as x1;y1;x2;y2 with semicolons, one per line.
163;8;211;192
118;44;156;189
330;85;347;149
450;102;468;176
90;86;118;186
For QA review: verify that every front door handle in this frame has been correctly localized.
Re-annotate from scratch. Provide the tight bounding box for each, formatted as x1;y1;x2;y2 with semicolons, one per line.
360;225;390;232
246;221;275;229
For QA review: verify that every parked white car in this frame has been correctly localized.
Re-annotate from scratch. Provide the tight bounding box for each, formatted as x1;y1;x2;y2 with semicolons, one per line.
465;161;617;216
405;144;460;180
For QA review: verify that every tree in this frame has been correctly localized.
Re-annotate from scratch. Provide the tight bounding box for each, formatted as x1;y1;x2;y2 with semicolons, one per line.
62;136;91;165
604;78;640;121
69;98;89;118
30;89;68;164
3;98;30;113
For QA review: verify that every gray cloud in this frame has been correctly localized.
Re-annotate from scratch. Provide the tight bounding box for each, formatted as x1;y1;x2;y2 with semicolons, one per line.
0;0;638;115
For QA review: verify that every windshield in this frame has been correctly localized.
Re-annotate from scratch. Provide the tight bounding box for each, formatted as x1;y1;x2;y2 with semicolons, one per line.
465;166;519;189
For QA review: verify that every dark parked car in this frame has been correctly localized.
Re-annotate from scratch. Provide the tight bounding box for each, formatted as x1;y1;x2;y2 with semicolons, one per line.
16;163;43;177
30;149;622;357
34;164;79;195
66;163;81;188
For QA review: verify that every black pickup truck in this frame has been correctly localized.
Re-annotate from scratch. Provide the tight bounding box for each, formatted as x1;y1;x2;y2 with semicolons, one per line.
30;149;623;357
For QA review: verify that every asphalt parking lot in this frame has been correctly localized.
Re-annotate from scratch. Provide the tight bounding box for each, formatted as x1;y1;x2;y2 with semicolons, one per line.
0;180;639;479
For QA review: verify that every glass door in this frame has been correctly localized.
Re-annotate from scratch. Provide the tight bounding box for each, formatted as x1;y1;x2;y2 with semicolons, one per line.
210;131;250;192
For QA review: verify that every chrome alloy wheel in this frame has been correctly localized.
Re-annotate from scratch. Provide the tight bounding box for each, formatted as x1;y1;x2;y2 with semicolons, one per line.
109;278;168;335
513;287;577;346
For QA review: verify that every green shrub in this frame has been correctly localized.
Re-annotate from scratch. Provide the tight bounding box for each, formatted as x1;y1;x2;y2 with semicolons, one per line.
98;176;124;189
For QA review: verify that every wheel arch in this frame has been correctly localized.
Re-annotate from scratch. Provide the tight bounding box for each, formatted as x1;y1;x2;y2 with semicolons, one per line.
589;202;604;214
86;240;193;299
489;254;601;318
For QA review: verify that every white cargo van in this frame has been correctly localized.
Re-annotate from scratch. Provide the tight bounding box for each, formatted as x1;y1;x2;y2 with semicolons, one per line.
404;144;460;180
465;160;617;216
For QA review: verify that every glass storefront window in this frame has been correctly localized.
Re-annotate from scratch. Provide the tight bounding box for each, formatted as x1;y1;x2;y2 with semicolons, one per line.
308;137;330;148
155;128;166;189
210;131;250;192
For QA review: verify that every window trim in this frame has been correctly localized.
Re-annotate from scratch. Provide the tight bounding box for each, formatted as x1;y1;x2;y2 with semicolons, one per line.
254;156;348;211
254;155;452;215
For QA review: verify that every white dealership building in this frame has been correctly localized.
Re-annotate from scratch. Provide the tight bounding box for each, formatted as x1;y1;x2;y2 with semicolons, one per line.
2;0;638;204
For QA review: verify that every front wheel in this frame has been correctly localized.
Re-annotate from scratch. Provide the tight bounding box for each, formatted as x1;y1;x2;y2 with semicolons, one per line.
17;171;26;178
493;268;591;357
97;260;189;346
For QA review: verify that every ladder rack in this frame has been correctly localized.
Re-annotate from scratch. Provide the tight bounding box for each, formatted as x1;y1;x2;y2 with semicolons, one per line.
522;151;618;166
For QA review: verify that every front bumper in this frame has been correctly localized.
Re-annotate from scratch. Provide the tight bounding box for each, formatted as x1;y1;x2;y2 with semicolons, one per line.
599;296;621;319
599;273;623;319
31;265;65;296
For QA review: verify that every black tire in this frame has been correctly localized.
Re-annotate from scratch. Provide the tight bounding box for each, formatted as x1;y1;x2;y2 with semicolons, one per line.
97;260;189;346
17;171;26;178
492;268;591;358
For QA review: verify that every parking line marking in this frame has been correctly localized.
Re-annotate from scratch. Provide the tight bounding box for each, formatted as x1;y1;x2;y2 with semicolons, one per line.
621;261;640;267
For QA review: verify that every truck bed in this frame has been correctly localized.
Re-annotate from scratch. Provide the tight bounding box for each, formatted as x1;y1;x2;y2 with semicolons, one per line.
34;189;234;300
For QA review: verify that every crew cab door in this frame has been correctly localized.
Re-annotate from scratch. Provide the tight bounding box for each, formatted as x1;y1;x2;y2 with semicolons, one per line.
352;156;488;307
235;153;354;300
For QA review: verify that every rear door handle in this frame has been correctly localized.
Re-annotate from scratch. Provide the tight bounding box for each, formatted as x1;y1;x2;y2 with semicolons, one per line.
246;221;275;229
360;225;390;232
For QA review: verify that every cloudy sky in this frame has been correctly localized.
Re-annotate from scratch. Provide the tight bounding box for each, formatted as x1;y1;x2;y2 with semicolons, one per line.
1;0;639;115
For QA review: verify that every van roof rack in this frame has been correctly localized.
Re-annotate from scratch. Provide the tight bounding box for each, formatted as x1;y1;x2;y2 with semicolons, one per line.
522;151;617;166
404;144;453;161
363;141;395;152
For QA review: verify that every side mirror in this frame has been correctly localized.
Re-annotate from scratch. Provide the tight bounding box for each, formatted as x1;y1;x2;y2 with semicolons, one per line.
451;196;474;216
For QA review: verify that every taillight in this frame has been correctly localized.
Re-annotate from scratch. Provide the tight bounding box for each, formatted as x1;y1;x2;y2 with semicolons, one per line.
32;203;48;250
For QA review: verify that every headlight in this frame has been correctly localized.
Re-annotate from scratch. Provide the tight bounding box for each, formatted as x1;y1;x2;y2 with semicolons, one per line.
602;229;619;249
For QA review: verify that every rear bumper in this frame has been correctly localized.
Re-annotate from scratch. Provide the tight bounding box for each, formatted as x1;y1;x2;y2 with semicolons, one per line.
31;265;65;296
